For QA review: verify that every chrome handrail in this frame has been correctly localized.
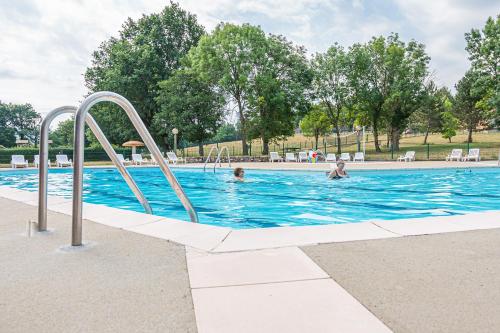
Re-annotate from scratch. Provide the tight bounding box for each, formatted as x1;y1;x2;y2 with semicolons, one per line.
214;146;231;172
203;146;220;171
71;92;198;246
37;106;152;232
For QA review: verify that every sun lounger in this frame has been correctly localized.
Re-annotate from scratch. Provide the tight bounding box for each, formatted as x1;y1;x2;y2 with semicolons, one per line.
397;151;415;162
132;153;147;165
10;155;28;168
269;152;283;162
325;153;336;162
166;152;184;164
340;153;351;161
446;149;462;161
55;154;72;167
34;155;50;168
298;151;308;162
353;152;365;162
116;154;131;165
285;153;296;162
462;148;480;161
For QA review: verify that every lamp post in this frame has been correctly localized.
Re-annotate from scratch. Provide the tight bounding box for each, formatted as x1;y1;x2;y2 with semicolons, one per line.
172;128;179;153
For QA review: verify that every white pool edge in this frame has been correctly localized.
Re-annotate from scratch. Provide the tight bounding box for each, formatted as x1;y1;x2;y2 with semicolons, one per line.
1;185;499;252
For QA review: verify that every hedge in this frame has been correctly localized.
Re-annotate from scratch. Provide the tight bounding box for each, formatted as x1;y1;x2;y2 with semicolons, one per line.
0;147;136;164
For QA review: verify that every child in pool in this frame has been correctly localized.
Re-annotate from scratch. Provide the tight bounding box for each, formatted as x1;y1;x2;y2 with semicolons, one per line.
234;167;245;181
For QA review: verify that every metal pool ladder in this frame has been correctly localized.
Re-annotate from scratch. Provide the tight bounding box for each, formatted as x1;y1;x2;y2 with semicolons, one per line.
68;91;198;246
203;146;231;172
38;106;153;233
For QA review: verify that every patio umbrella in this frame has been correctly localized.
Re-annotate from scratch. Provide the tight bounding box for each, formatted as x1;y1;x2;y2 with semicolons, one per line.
123;140;145;155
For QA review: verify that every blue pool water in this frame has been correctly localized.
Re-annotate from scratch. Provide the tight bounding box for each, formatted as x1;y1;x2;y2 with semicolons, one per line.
0;167;499;229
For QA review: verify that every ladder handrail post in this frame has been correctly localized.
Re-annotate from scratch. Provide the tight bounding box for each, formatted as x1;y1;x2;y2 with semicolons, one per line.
71;92;198;246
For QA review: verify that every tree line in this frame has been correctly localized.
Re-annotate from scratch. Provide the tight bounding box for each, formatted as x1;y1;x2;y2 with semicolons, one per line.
1;3;498;155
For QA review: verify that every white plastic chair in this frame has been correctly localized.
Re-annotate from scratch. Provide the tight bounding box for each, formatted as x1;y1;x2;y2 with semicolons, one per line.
166;152;184;164
298;151;308;162
340;153;351;161
132;153;146;165
325;153;336;162
56;154;72;167
397;151;415;162
285;153;296;162
10;155;28;168
446;149;462;161
269;152;283;163
462;148;480;161
34;155;50;168
353;152;365;162
116;154;131;165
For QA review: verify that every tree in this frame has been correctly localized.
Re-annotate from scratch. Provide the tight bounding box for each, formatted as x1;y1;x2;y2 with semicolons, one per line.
0;101;40;146
299;105;331;149
465;15;499;116
453;70;491;143
50;118;75;146
188;23;268;155
84;2;205;147
311;44;353;154
245;34;312;154
155;70;225;155
441;109;459;143
212;123;240;143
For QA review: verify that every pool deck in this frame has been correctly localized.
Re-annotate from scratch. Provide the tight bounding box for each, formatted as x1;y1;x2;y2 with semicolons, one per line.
1;161;500;332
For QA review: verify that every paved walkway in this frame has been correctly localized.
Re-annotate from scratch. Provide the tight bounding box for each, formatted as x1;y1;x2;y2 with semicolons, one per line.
2;197;500;332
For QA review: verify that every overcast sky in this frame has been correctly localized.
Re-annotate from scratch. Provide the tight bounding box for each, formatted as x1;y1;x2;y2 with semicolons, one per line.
0;0;498;118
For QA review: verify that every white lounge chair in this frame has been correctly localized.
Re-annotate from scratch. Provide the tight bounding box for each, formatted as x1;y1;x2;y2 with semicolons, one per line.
116;154;131;165
397;151;415;162
166;152;184;164
462;148;480;162
340;153;351;161
353;152;365;162
55;155;72;167
34;155;50;168
298;151;308;162
446;149;462;161
285;153;296;162
269;152;283;163
11;155;28;168
132;153;147;165
325;153;337;162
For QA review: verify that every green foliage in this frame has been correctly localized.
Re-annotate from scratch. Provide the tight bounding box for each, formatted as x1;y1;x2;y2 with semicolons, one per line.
211;124;240;143
465;15;499;115
299;105;332;149
441;111;459;143
49;118;74;146
453;70;492;142
155;70;225;155
84;2;205;146
0;101;40;146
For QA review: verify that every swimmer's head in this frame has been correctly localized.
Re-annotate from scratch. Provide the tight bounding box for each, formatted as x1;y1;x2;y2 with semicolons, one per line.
234;167;244;178
337;160;345;169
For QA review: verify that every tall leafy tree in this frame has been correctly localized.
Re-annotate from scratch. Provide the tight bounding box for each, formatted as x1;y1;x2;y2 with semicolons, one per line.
299;105;332;149
465;15;499;118
441;108;459;143
49;118;75;146
84;2;205;147
188;23;268;155
311;44;353;154
155;70;225;155
453;70;491;143
0;101;40;146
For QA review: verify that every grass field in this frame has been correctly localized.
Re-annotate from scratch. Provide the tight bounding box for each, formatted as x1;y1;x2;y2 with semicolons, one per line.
183;130;500;161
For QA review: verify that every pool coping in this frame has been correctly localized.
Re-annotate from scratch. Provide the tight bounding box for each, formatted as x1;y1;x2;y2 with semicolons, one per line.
1;184;500;252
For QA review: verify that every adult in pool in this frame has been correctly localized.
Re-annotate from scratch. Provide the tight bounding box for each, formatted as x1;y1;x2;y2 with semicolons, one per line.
327;160;349;180
234;167;245;181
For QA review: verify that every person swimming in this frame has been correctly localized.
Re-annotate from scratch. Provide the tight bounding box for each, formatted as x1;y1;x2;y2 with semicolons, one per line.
327;160;349;180
234;167;245;181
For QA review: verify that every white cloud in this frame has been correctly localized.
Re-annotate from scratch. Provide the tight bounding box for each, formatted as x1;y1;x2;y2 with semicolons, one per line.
0;0;496;121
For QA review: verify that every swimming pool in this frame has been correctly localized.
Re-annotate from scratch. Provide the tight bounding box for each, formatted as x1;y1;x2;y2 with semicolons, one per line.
0;167;499;229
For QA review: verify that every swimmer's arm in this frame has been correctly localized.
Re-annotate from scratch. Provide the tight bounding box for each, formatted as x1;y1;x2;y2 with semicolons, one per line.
327;170;336;179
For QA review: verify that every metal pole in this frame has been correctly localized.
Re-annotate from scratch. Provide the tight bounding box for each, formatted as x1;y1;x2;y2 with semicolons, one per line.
72;92;198;246
38;106;153;233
